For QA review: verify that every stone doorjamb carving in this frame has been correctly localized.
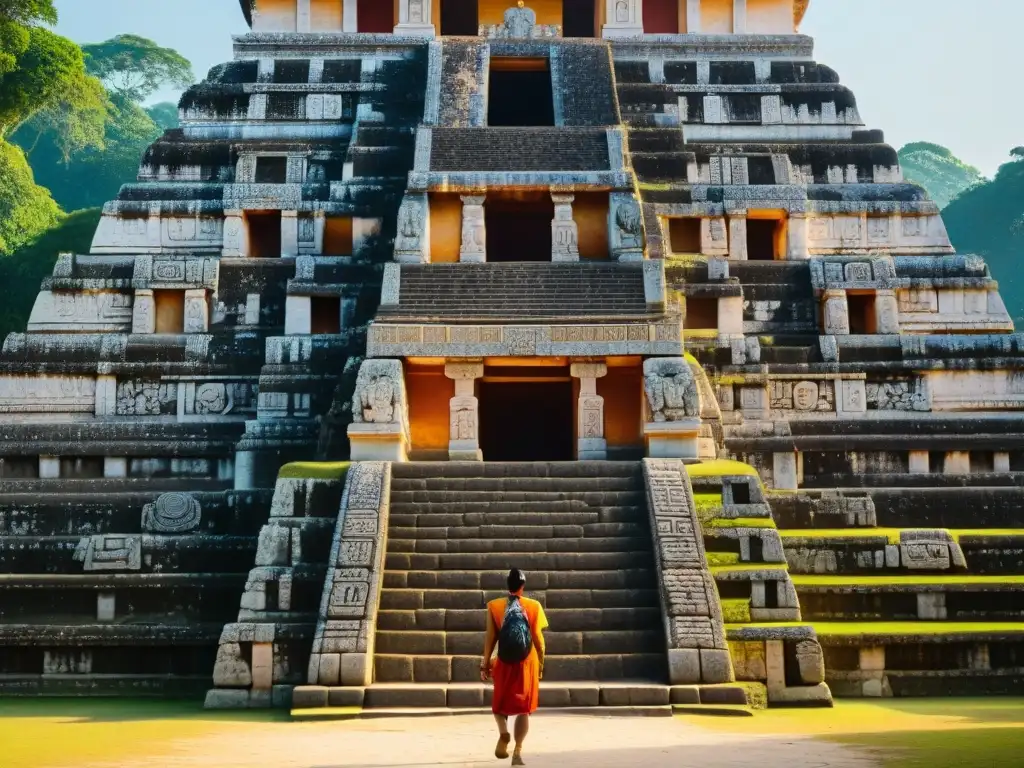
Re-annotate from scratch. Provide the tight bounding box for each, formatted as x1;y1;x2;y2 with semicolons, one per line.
446;362;484;460
571;362;607;459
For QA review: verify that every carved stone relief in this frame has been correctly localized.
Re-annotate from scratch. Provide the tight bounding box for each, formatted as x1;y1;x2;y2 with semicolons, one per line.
644;358;699;422
142;492;202;533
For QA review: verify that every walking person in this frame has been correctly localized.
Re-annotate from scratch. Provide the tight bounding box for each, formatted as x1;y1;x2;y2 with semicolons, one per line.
480;568;549;766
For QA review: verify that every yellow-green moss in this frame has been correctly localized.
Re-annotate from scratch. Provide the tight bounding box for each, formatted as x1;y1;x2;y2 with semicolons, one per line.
686;460;761;479
706;552;741;567
792;574;1024;587
684;329;719;340
712;563;790;575
277;462;351;481
706;517;777;529
812;621;1024;637
779;528;1024;544
736;682;768;710
721;598;752;623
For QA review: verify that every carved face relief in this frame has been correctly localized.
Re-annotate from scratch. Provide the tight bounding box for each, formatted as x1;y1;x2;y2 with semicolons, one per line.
792;381;819;411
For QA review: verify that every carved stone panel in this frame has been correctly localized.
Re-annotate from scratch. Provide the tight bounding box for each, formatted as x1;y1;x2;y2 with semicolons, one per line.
644;358;699;422
142;493;202;533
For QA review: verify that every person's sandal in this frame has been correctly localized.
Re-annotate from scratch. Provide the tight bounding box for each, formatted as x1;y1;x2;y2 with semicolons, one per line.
494;734;511;760
512;755;525;766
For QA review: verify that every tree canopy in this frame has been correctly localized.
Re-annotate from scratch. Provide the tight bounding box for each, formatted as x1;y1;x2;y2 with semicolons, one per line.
84;34;194;103
897;142;983;210
0;140;61;254
0;0;57;75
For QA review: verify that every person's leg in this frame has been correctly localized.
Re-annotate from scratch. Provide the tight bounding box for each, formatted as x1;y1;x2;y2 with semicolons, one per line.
512;714;529;763
493;714;511;759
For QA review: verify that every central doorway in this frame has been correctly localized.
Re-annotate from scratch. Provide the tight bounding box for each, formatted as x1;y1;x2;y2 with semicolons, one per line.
488;58;555;127
485;194;555;262
479;379;574;461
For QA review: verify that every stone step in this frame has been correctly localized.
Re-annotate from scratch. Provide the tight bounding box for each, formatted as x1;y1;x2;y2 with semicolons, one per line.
379;587;660;611
382;569;658;592
388;522;648;540
390;477;641;493
390;500;641;514
386;536;652;554
391;461;641;480
375;629;665;657
388;509;642;528
296;681;675;710
374;654;668;683
376;606;662;632
0;535;256;574
383;550;654;572
388;489;645;505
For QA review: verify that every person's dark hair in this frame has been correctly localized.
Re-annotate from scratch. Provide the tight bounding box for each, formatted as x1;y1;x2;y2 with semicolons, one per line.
507;568;526;593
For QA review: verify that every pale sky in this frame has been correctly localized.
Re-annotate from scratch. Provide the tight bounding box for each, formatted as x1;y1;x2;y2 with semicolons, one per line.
52;0;1024;177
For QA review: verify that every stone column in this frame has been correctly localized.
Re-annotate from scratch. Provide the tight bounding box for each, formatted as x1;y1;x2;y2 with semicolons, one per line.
459;195;486;263
395;0;434;36
908;450;930;474
572;362;608;460
717;296;743;334
728;214;748;260
395;193;430;263
686;0;701;32
342;0;358;32
788;212;809;260
184;289;209;334
284;296;312;335
281;210;299;258
445;362;484;461
602;0;644;38
874;289;901;334
223;209;248;257
551;194;580;262
296;0;311;32
995;452;1011;473
944;451;970;475
822;289;850;335
773;452;799;491
39;456;60;479
733;0;747;33
132;289;156;334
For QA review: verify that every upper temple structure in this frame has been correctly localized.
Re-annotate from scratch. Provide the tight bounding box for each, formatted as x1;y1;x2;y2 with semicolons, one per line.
1;0;1021;710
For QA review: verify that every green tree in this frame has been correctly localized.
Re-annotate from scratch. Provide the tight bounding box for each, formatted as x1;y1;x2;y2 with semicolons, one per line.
0;140;61;254
83;34;193;103
16;93;162;212
0;208;101;340
0;0;57;75
898;142;983;209
146;101;180;130
943;149;1024;322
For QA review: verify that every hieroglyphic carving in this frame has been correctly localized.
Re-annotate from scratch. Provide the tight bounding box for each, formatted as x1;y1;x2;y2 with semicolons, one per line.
459;195;486;262
550;193;579;262
642;459;729;664
611;194;643;258
644;358;699;422
309;462;391;687
73;535;142;572
142;493;202;533
0;376;97;414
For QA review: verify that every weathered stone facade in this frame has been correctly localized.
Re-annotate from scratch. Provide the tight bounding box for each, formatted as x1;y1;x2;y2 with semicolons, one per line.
2;0;1021;707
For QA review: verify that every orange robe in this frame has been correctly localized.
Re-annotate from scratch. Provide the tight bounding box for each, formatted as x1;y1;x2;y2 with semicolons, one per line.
487;596;549;716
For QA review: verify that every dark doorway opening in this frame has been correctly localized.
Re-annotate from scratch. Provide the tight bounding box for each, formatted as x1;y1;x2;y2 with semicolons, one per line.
847;293;877;335
746;218;779;261
247;211;282;258
441;0;479;35
563;0;596;37
311;296;341;334
480;380;575;461
486;196;555;262
488;60;555;126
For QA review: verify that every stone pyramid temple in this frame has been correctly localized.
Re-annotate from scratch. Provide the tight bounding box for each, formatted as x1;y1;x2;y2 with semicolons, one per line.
2;0;1022;711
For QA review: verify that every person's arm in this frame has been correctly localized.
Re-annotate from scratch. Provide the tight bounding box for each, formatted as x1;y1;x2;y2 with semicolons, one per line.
480;607;497;681
532;606;548;680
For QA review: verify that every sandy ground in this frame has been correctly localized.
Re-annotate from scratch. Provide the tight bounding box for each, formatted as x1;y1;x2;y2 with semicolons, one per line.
72;713;877;768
